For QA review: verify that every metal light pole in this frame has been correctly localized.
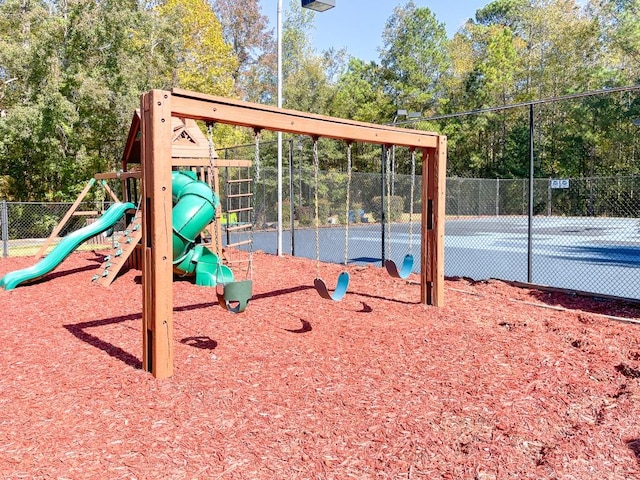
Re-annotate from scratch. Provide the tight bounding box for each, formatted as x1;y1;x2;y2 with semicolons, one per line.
632;118;640;164
276;0;334;256
276;0;283;256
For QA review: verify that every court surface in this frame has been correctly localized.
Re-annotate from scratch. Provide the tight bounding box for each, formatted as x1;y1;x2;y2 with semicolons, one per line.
244;216;640;299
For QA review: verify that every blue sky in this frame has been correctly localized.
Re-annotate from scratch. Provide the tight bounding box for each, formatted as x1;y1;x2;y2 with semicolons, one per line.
258;0;490;62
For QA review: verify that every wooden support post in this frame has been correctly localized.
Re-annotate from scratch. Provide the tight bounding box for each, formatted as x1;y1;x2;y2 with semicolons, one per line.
420;149;430;305
433;137;448;305
420;138;447;306
141;90;174;378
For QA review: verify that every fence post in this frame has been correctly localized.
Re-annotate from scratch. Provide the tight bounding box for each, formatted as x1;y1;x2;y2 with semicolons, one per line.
1;200;8;258
527;104;534;283
288;138;295;256
381;145;386;265
496;178;500;216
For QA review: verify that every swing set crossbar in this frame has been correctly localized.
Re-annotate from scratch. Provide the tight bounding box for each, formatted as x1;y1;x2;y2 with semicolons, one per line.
171;89;440;149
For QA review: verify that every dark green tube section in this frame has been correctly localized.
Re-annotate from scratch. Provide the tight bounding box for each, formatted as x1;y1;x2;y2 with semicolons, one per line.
171;171;233;285
171;170;219;266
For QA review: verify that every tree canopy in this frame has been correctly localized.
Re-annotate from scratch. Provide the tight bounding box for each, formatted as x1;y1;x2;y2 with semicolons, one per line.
0;0;638;200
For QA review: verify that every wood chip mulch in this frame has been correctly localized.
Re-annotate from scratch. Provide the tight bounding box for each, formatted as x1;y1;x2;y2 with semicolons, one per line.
1;250;640;479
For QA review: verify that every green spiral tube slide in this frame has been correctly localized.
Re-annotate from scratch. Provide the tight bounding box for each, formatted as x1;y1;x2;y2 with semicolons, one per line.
170;171;234;286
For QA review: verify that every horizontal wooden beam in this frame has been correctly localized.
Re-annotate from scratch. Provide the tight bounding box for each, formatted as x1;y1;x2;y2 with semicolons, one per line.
171;158;252;168
170;89;439;149
95;171;142;180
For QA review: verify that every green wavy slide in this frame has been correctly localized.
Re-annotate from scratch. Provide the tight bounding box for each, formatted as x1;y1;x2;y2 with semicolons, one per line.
0;202;135;291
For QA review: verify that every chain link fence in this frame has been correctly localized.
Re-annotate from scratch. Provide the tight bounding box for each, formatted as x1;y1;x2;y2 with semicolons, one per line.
2;169;639;300
239;162;640;301
0;200;124;257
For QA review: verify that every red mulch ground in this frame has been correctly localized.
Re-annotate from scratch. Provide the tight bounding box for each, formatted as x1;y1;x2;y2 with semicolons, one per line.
2;250;640;479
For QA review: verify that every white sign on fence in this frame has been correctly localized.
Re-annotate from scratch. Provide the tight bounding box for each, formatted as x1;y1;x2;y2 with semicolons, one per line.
550;179;570;189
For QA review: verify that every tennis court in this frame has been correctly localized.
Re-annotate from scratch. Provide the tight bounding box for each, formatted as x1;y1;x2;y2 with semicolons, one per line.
247;215;640;299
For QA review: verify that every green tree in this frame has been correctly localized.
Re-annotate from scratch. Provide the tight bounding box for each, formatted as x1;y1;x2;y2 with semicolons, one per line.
281;1;347;114
588;0;640;82
0;0;85;200
379;1;450;116
0;0;239;201
211;0;274;102
158;0;237;95
332;58;390;124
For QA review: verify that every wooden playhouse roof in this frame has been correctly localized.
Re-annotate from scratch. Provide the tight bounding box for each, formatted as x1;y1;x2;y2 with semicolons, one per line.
121;110;217;170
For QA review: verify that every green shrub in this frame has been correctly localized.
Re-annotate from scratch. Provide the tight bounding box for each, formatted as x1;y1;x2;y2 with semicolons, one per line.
294;198;330;225
296;205;313;226
370;195;404;222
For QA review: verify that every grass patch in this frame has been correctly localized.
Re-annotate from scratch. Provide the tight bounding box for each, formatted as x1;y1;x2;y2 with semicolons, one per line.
3;243;112;258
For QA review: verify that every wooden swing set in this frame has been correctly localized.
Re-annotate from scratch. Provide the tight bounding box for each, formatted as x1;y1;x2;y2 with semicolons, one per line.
140;88;446;378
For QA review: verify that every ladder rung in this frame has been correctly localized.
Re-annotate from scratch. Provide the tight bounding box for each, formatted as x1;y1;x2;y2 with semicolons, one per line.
227;207;253;213
225;224;252;232
226;193;253;199
226;178;253;184
225;259;252;266
226;239;252;248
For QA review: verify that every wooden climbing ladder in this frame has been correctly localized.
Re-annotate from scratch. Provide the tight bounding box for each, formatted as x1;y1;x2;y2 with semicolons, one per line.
93;209;143;286
222;164;254;274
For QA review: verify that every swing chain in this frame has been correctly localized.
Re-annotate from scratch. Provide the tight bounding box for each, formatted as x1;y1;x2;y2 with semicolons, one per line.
385;146;392;258
247;130;261;280
207;123;226;287
253;128;261;183
313;138;320;278
344;142;352;267
206;123;221;257
409;148;416;253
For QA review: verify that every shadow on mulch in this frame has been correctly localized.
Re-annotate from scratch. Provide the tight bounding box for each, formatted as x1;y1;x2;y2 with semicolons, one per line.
448;276;640;322
627;439;640;464
526;289;640;321
169;285;316;314
253;285;315;300
284;319;312;334
62;285;321;368
35;264;100;283
64;313;142;370
350;289;420;306
181;336;218;350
